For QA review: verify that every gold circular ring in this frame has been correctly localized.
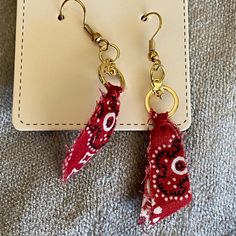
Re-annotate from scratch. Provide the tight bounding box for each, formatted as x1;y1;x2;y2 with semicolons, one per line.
98;63;126;90
99;44;120;63
145;85;179;117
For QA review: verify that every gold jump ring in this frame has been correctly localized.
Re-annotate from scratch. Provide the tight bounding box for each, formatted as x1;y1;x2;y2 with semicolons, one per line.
99;44;120;63
145;85;179;117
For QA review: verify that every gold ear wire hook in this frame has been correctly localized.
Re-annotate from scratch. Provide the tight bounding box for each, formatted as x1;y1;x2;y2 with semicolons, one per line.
141;12;163;62
141;12;162;41
58;0;105;46
59;0;86;25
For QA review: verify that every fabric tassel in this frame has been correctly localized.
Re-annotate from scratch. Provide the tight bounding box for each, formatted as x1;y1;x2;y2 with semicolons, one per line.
138;111;192;225
62;83;123;182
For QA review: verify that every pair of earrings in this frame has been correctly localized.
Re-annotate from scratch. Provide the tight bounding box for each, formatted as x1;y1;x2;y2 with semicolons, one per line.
59;0;192;226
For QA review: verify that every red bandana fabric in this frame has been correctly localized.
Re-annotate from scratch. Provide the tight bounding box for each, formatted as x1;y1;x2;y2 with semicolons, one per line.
138;111;192;225
62;83;123;182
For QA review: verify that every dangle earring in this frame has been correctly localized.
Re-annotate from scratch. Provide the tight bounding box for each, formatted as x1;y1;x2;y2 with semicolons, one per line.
58;0;126;182
138;12;192;226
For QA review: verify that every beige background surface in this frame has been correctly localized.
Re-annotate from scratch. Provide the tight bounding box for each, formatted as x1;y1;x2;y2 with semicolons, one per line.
12;0;191;131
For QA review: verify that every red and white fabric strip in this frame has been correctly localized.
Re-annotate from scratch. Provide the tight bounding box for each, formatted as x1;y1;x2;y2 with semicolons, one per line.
138;111;192;225
62;83;123;182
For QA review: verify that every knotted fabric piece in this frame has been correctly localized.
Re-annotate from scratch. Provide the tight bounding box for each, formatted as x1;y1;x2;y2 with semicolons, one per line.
62;83;123;182
139;111;192;225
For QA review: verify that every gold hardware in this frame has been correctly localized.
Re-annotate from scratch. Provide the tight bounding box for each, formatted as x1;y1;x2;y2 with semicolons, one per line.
142;12;179;116
141;12;162;62
59;0;109;50
59;0;86;24
99;44;120;63
98;60;126;90
59;0;125;90
150;61;165;87
145;86;179;117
